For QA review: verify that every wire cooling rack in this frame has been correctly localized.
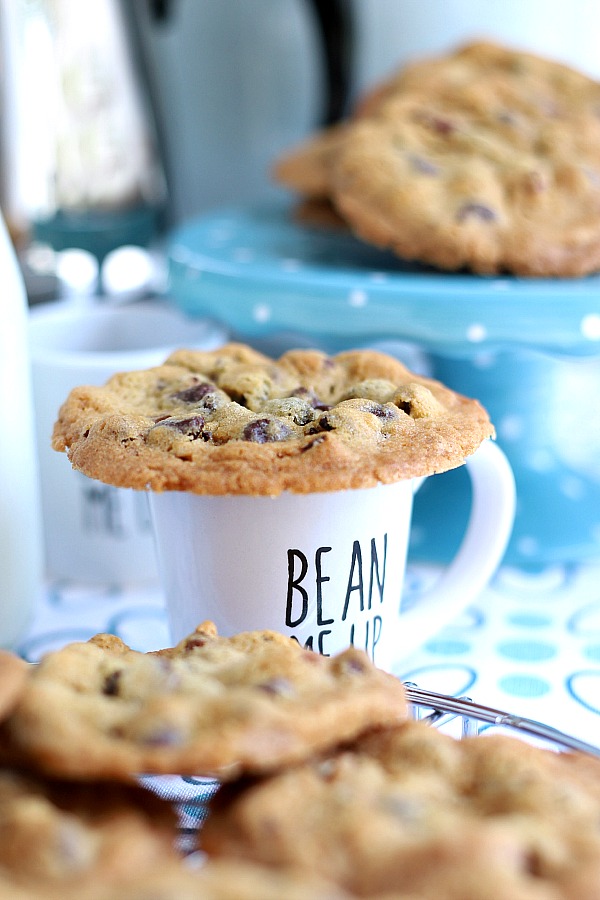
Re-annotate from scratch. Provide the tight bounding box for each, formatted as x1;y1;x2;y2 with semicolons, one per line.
148;681;600;854
404;683;600;757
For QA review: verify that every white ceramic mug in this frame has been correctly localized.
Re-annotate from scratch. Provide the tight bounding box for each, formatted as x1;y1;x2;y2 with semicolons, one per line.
28;300;226;584
150;439;515;672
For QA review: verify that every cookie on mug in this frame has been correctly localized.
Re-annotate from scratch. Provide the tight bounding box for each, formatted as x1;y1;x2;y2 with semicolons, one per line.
52;343;494;496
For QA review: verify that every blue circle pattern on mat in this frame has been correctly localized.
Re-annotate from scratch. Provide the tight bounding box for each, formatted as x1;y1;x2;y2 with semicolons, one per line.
396;562;600;717
566;671;600;715
498;674;551;698
506;612;553;628
496;640;557;663
583;645;600;663
567;602;600;637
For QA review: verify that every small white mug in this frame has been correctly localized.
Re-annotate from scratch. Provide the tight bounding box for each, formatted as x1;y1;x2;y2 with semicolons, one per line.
150;439;515;672
28;300;226;584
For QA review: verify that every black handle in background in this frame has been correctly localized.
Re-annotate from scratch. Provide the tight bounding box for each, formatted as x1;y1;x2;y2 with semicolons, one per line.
307;0;355;125
147;0;355;127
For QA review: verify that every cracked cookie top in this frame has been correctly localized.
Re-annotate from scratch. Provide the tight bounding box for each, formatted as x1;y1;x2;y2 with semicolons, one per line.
52;342;493;495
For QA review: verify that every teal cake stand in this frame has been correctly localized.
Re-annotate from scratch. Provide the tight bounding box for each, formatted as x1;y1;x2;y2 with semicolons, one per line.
166;204;600;568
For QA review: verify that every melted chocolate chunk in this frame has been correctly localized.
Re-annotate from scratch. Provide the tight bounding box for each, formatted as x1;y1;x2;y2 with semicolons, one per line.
242;418;292;443
456;202;497;222
102;670;122;697
409;153;440;175
184;636;209;652
312;414;335;433
417;112;456;135
142;727;184;747
364;401;396;419
257;677;294;697
172;382;216;404
159;415;205;439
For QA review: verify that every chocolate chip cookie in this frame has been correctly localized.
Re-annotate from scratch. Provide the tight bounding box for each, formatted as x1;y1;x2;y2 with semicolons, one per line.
0;652;29;724
97;860;353;900
275;40;600;276
2;622;407;781
52;343;493;495
202;719;600;898
0;767;178;897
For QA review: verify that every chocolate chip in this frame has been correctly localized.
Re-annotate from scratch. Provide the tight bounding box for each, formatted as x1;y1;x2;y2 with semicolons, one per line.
102;670;122;697
316;759;338;780
456;202;497;223
184;636;208;652
522;171;546;193
257;677;294;697
156;415;205;439
290;387;331;411
142;727;183;747
382;795;424;824
242;418;292;443
409;154;440;175
418;113;456;135
172;382;216;403
364;401;396;419
340;654;367;674
313;414;335;432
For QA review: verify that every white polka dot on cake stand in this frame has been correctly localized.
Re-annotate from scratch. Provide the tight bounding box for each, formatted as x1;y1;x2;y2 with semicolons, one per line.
559;475;587;501
498;414;525;442
232;247;255;263
348;288;368;307
466;323;487;342
252;303;271;323
581;313;600;340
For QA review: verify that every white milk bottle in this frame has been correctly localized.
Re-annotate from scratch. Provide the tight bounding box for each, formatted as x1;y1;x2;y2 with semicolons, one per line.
0;212;43;647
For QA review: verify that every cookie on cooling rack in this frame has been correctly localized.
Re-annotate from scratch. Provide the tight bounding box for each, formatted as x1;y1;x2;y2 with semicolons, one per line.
0;767;178;896
275;40;600;276
51;342;493;496
0;652;29;724
91;860;353;900
1;621;407;782
201;719;600;898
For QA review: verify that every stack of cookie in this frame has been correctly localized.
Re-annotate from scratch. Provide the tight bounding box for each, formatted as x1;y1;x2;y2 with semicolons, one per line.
274;40;600;277
1;624;600;898
0;623;405;898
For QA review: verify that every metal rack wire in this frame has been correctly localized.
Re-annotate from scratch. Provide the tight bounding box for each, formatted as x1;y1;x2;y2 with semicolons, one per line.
404;683;600;758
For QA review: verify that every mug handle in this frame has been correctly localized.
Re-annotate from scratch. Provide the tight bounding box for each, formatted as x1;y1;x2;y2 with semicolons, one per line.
395;440;516;661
